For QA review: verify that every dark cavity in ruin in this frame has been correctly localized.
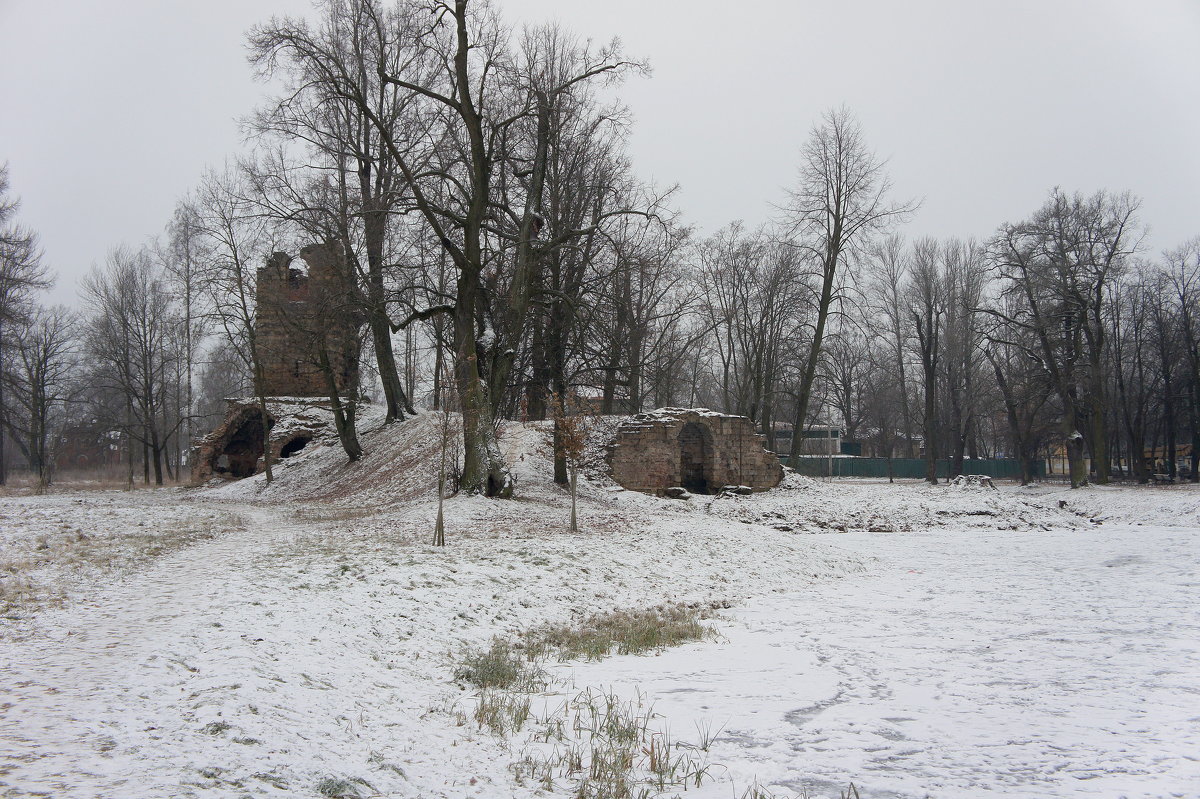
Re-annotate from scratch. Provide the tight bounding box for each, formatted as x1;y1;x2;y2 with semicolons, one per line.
214;409;276;479
279;435;312;459
678;421;713;494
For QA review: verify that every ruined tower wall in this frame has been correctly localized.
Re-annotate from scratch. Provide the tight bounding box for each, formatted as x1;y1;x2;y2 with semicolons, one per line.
255;242;360;397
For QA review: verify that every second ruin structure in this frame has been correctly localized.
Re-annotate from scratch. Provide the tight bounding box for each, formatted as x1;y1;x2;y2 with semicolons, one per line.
607;408;783;495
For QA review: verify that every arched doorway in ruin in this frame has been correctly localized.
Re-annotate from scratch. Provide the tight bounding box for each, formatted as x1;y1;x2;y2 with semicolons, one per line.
678;421;714;494
209;408;275;479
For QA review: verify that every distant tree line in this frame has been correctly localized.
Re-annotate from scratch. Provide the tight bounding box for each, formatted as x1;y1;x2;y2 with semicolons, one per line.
2;0;1195;492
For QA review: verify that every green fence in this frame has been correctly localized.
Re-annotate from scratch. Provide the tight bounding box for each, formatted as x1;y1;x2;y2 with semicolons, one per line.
780;456;1044;480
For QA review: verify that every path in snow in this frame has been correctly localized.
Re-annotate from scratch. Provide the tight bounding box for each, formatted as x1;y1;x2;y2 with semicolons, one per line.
0;503;298;797
559;524;1200;799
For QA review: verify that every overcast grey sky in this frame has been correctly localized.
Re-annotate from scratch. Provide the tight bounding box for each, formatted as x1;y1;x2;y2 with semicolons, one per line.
1;0;1197;307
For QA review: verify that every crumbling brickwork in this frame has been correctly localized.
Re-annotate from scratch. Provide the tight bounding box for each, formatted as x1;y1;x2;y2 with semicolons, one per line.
191;398;335;483
256;241;360;397
607;408;782;495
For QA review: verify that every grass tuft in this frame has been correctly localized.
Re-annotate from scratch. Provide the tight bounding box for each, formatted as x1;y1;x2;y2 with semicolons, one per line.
315;776;364;798
200;721;231;735
451;604;726;799
454;637;549;692
524;603;718;662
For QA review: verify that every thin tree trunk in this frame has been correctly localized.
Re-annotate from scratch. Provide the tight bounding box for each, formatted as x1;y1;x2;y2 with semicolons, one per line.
318;344;362;462
569;465;578;532
922;361;938;485
370;310;414;420
788;249;838;463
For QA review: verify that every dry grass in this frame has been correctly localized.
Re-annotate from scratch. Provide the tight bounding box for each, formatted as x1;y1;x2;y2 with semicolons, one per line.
451;603;724;798
452;605;860;797
508;687;714;798
0;468;187;496
0;512;245;618
522;602;721;662
455;637;550;692
315;775;375;797
291;506;380;523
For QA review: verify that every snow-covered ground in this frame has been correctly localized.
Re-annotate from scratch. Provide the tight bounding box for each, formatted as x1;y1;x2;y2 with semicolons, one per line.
558;522;1200;798
1;411;1197;798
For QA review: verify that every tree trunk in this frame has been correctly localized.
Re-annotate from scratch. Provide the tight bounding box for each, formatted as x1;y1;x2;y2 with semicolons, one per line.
1187;379;1200;482
451;0;510;497
1089;380;1111;484
318;344;362;462
370;309;414;420
949;384;965;477
487;95;550;419
124;398;135;490
569;465;578;532
922;362;938;485
1062;386;1089;488
434;413;448;547
986;348;1027;485
453;272;510;497
251;349;274;484
150;427;164;486
788;244;839;463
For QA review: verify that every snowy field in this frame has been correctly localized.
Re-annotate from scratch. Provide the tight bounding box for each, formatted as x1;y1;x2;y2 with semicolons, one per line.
1;412;1197;798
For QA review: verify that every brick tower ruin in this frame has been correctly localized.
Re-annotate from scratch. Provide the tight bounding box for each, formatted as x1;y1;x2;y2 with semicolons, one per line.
191;241;361;483
256;240;360;397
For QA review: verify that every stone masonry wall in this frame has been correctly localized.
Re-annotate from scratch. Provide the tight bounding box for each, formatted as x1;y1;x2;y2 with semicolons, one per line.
607;408;783;495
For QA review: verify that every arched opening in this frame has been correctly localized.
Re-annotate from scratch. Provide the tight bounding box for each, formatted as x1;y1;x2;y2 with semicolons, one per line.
210;409;275;479
678;422;714;494
280;435;312;459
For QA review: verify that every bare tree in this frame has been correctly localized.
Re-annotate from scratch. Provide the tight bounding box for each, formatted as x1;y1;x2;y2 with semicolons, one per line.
251;0;642;496
82;246;184;486
821;322;871;445
0;164;53;484
989;189;1143;487
547;390;594;532
248;0;424;423
191;167;277;483
155;200;211;468
864;235;916;457
908;237;944;484
979;297;1055;485
195;338;251;433
590;214;696;415
697;224;806;434
1164;239;1200;481
941;238;987;474
1109;272;1154;481
432;359;460;546
784;108;913;462
6;304;76;490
